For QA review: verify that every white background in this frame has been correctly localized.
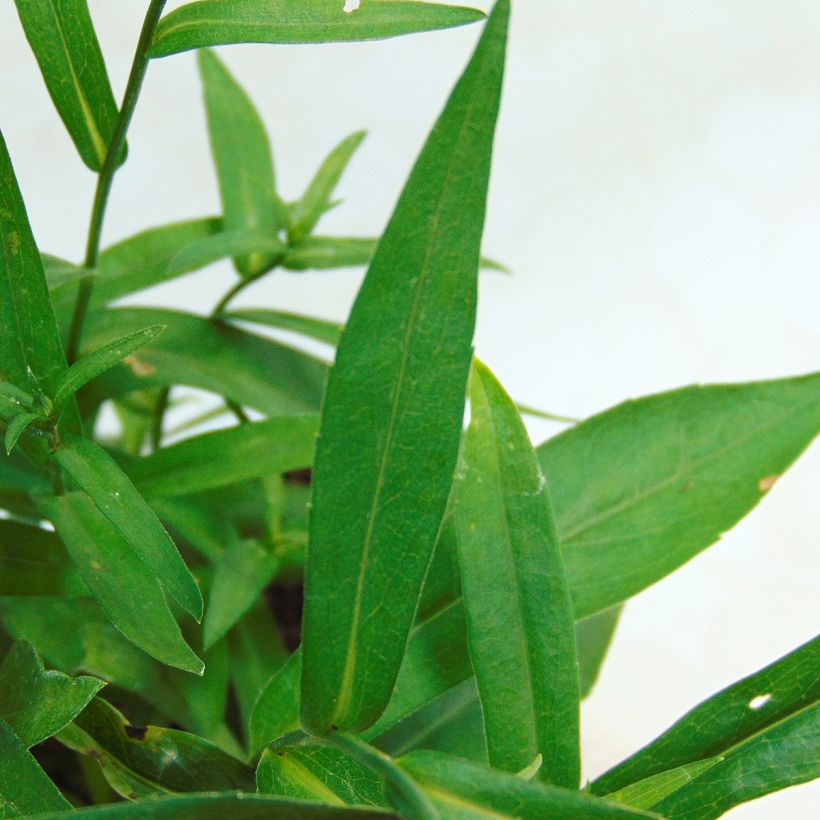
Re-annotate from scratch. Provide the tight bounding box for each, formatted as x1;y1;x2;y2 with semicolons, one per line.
1;1;818;815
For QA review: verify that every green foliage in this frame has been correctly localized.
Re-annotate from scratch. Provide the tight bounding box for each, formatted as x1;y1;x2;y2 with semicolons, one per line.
0;0;816;816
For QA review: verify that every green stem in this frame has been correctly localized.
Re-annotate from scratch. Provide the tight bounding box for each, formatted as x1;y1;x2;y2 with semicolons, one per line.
150;386;171;452
210;270;267;318
66;0;168;364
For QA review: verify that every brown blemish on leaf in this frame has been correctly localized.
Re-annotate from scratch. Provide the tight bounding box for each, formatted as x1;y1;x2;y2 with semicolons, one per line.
123;724;148;741
758;474;780;492
679;481;695;493
90;559;103;571
123;354;156;378
6;231;20;254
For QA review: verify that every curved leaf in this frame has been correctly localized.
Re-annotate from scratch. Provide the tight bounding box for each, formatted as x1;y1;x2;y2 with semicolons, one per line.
149;0;485;58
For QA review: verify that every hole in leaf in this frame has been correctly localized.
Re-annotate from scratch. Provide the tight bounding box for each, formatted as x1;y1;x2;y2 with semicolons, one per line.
748;693;772;710
343;0;361;12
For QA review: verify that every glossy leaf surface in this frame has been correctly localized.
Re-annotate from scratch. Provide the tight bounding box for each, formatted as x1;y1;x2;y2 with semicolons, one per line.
0;641;104;748
454;361;579;786
539;373;820;618
199;49;286;277
58;697;254;797
0;720;70;815
13;0;123;171
300;0;508;735
130;415;318;498
399;750;656;819
39;492;203;674
54;433;202;620
149;0;485;57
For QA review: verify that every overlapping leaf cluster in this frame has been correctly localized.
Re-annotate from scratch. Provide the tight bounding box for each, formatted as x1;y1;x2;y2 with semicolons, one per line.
1;1;817;818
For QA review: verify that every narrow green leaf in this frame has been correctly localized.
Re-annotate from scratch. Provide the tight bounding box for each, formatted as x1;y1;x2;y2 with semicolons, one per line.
0;519;87;596
40;492;204;674
42;253;90;291
81;308;327;416
0;641;104;748
576;605;622;699
199;49;287;277
0;133;74;422
399;750;657;819
53;324;165;411
592;635;820;794
653;705;819;818
0;719;71;815
13;0;123;172
203;538;280;650
129;415;319;498
30;792;390;819
167;229;287;276
291;131;367;238
257;734;386;807
454;360;579;787
606;759;720;812
4;412;42;455
539;372;820;618
53;433;203;620
0;382;35;410
225;308;344;346
149;0;485;57
58;697;254;797
300;0;508;736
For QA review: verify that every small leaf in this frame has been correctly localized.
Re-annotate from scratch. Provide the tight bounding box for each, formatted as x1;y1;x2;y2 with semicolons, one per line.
454;360;579;787
300;0;509;736
203;538;280;650
167;229;287;275
198;49;288;278
224;308;343;346
0;719;71;815
291;131;367;238
13;0;124;171
58;697;254;798
606;759;721;812
0;381;35;409
82;307;327;416
4;412;42;455
576;605;622;699
53;325;165;411
53;433;203;621
129;414;319;499
0;641;104;748
591;635;820;795
539;372;820;618
149;0;486;57
39;492;204;675
399;750;657;819
282;236;378;271
256;733;387;807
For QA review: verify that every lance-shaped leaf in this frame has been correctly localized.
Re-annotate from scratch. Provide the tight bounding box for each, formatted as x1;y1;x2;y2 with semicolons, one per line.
199;49;287;277
0;133;74;423
0;519;87;596
398;750;657;819
203;538;280;650
53;325;165;411
300;0;508;736
649;705;820;818
81;308;327;416
576;605;622;699
58;697;254;798
225;308;344;347
291;131;367;239
4;411;42;455
149;0;485;57
0;720;71;815
53;433;202;620
167;229;287;276
0;641;104;747
454;361;579;787
13;0;124;172
40;492;204;674
592;635;820;795
257;733;387;807
31;792;390;819
539;372;820;618
129;414;319;498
